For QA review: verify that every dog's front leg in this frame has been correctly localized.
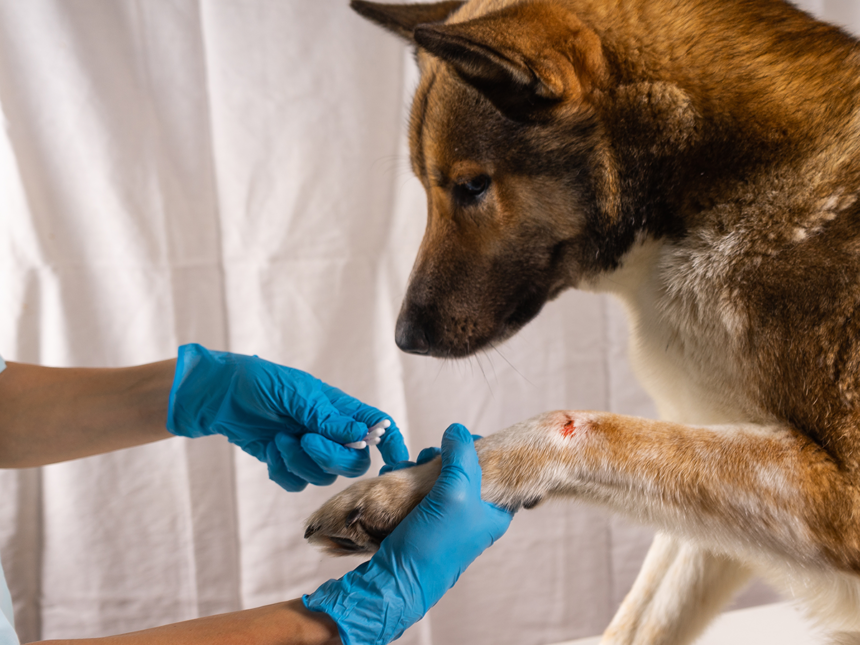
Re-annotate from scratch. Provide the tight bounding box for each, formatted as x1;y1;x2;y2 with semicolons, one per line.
475;410;860;573
601;533;751;645
308;409;860;575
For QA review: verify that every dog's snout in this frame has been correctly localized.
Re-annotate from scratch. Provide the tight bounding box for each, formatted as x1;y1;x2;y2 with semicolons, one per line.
395;315;431;354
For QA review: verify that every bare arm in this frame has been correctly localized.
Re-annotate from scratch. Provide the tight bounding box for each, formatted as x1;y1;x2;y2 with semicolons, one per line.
29;599;341;645
0;359;176;468
0;360;347;644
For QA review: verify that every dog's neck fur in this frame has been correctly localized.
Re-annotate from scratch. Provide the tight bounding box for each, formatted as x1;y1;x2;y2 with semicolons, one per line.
551;0;860;236
585;0;860;230
580;0;859;119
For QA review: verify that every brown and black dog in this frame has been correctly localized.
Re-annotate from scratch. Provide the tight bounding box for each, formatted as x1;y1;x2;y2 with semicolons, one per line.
306;0;860;641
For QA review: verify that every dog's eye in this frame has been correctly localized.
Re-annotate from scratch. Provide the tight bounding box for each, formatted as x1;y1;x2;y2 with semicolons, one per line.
454;175;491;205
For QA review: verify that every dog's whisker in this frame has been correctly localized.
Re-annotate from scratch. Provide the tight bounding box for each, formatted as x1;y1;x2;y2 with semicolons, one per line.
488;342;535;387
370;154;412;178
474;353;495;395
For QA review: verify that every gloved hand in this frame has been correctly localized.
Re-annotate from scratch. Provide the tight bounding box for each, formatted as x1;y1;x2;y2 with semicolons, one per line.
303;424;514;645
167;343;408;491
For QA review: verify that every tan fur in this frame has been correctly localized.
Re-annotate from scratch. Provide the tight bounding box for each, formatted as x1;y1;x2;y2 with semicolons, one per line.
307;0;860;641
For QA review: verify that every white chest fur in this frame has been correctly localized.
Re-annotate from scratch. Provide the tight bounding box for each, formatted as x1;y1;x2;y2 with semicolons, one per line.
585;236;757;426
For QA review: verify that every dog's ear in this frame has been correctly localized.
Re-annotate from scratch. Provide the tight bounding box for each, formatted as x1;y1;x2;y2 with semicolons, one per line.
413;1;607;121
350;0;465;42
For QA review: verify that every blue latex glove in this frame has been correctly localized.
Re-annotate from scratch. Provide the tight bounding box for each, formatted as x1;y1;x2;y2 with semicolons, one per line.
378;445;442;474
303;424;514;645
167;343;408;491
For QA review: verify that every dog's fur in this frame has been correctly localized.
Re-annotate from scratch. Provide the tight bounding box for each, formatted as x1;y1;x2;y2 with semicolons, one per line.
306;0;860;642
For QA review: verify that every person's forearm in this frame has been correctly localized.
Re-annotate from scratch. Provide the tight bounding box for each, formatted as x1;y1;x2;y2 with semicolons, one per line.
0;359;176;468
28;599;341;645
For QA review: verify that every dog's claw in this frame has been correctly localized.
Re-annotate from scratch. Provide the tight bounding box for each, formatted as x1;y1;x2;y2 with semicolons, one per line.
523;496;543;510
361;522;390;543
304;525;318;539
327;536;364;553
346;507;363;528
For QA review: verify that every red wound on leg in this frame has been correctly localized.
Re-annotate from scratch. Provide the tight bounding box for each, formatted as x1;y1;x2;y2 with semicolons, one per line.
561;420;576;438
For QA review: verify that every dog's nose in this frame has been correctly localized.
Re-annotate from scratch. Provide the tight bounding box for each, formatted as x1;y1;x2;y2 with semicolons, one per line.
395;317;431;354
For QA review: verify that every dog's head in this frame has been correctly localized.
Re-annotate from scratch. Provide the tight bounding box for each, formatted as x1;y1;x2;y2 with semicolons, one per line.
354;0;619;357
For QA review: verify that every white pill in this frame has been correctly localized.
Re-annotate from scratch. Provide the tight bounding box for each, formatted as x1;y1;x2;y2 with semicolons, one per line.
345;420;391;450
370;420;391;432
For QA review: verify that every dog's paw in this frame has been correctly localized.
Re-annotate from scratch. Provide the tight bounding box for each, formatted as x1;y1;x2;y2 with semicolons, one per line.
304;458;442;556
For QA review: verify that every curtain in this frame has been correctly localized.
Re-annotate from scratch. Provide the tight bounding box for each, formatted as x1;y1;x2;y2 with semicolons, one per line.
0;1;851;643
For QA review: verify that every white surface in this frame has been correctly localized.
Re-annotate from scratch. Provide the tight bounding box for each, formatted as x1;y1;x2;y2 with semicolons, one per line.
552;602;820;645
0;1;853;644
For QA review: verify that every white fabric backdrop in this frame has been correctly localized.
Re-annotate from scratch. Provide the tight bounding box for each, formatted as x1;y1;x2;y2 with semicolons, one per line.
0;1;855;643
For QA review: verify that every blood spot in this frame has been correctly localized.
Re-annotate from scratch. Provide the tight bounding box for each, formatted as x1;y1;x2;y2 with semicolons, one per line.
561;420;576;438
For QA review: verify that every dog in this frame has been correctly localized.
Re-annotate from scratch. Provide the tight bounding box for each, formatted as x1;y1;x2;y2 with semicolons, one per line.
305;0;860;642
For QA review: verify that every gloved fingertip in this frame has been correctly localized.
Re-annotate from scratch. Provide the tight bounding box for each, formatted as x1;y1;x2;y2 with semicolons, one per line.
441;423;480;473
273;432;302;463
443;422;471;442
325;417;369;446
274;433;339;486
278;476;309;492
302;433;371;478
378;459;415;474
267;456;309;492
441;423;473;453
378;427;409;465
266;440;288;467
416;446;442;465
